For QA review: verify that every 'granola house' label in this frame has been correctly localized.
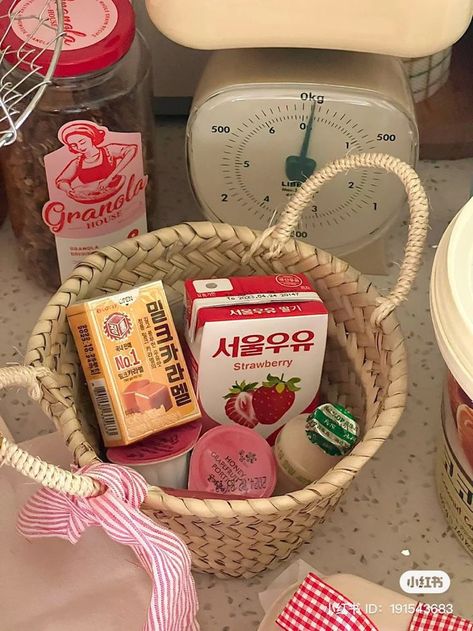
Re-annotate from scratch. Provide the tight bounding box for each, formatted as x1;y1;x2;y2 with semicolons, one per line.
42;120;148;279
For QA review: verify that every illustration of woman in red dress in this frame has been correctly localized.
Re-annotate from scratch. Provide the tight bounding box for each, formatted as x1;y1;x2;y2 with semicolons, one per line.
55;122;138;203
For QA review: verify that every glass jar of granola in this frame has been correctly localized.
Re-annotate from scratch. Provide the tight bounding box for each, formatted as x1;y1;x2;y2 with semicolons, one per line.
0;0;156;290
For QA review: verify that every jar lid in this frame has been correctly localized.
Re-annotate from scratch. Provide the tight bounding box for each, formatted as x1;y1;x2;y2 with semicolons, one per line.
1;0;135;78
430;198;473;398
188;425;277;498
107;421;202;466
305;403;359;456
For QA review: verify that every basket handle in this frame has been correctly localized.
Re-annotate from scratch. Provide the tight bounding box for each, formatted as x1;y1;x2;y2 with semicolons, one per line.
244;152;429;326
0;365;101;497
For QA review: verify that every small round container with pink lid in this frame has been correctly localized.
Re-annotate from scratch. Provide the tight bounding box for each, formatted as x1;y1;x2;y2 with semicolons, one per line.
188;425;277;498
107;421;202;488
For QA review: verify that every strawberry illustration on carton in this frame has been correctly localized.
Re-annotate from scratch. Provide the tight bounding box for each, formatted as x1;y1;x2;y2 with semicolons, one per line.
184;274;328;439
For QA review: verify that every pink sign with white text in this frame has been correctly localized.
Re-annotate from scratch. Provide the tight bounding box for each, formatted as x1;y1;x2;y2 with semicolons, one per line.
42;120;148;280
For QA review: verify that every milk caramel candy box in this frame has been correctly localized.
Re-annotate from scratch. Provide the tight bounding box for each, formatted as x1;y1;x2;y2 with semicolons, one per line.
67;281;200;447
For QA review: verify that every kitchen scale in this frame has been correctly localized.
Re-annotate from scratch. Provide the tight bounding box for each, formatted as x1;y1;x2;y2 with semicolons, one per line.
186;49;418;273
145;0;472;273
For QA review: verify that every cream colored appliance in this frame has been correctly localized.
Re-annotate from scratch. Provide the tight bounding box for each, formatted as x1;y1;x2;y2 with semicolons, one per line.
146;0;472;57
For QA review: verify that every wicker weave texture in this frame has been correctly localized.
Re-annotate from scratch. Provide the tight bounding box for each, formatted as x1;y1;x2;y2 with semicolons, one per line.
15;154;428;577
21;224;403;576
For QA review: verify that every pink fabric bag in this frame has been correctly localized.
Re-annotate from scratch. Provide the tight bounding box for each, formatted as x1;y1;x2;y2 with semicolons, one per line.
0;432;198;631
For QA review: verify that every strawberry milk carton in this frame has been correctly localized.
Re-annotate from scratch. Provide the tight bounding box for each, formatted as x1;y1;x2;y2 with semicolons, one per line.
184;274;328;440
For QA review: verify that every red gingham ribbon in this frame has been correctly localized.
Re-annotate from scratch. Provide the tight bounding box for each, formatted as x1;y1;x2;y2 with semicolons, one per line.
17;463;199;631
276;573;472;631
276;572;380;631
411;610;473;631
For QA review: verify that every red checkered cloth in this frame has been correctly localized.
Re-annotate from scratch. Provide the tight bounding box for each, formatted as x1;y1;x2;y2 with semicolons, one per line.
411;609;473;631
276;572;380;631
276;573;473;631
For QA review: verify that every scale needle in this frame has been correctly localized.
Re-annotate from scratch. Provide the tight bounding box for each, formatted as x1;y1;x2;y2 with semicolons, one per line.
285;102;317;182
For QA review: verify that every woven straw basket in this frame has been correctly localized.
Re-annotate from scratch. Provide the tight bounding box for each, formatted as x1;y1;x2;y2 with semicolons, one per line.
0;153;428;578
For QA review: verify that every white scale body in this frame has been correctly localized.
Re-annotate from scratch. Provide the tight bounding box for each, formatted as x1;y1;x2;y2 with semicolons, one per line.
186;49;419;272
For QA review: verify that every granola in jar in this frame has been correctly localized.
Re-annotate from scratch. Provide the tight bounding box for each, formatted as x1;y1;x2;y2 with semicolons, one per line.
0;0;156;290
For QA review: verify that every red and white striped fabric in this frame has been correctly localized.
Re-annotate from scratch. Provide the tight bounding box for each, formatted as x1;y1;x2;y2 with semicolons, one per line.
276;573;473;631
17;463;199;631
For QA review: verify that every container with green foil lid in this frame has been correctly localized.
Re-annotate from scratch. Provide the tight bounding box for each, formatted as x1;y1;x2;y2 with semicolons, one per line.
305;403;359;456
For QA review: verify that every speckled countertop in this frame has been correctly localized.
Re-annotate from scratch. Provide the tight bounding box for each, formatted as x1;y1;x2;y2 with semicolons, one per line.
1;119;472;628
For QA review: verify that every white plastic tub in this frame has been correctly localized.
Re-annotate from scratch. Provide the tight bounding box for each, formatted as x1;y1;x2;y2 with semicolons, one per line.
431;198;473;557
107;421;202;488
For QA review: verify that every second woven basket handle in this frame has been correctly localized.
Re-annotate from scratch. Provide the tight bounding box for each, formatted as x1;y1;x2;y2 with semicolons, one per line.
0;365;100;497
246;152;429;326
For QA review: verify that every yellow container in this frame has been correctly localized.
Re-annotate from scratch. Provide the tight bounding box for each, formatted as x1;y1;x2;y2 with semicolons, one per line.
67;280;200;447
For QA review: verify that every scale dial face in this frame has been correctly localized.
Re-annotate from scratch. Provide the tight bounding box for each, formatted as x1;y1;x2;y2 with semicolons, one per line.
187;87;417;254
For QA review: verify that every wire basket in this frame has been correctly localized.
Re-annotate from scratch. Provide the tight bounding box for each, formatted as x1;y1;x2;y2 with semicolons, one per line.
0;0;63;148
